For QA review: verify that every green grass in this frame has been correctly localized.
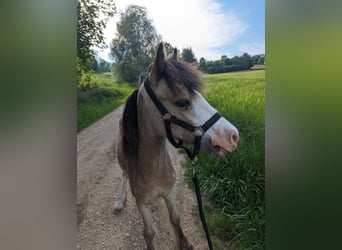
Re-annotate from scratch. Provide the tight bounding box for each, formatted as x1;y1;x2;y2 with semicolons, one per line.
77;73;136;131
185;70;265;249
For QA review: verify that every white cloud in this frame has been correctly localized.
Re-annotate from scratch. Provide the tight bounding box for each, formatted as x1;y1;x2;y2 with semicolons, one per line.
99;0;248;61
239;42;265;56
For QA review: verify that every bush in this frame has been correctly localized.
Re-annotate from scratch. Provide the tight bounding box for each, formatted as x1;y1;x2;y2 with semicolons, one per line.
222;65;250;73
77;84;124;105
77;73;136;131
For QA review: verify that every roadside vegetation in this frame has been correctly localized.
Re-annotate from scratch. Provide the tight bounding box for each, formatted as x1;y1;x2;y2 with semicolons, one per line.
185;70;265;250
77;73;135;131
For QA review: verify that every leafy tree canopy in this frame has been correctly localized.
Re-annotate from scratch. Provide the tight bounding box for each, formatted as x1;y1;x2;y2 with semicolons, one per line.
198;52;263;74
77;0;116;69
181;47;197;63
110;5;161;82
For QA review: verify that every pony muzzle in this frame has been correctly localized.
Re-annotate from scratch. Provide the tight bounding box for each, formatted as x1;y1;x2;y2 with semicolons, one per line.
201;128;239;156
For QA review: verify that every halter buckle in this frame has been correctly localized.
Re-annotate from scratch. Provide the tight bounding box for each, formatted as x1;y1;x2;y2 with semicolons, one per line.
163;112;173;120
194;127;205;137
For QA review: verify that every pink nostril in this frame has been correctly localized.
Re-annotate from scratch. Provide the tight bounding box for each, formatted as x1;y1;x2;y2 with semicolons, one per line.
231;132;239;144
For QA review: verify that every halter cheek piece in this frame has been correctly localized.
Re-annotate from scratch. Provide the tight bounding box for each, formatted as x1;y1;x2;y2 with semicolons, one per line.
143;77;221;160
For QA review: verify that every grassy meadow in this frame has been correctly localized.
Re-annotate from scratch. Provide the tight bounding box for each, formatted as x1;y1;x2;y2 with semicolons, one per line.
185;70;265;249
77;73;136;131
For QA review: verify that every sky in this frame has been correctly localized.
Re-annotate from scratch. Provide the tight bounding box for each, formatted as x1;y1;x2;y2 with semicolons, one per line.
97;0;264;61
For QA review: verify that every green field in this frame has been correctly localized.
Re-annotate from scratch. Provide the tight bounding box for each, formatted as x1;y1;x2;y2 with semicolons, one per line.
186;70;265;249
77;73;136;131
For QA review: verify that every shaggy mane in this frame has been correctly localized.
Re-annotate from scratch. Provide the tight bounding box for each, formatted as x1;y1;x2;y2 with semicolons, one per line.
121;89;139;157
162;59;204;95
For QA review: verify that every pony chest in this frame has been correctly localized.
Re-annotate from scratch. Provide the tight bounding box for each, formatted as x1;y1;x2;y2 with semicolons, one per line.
131;161;176;199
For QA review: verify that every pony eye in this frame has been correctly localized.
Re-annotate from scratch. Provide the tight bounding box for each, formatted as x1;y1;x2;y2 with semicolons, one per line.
175;99;190;109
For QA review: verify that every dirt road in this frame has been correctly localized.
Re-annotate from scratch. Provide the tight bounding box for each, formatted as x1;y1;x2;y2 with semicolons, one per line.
77;106;209;249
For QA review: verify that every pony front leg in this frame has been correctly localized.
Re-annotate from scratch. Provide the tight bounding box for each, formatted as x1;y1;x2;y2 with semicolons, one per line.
163;190;194;250
137;203;156;250
114;171;127;213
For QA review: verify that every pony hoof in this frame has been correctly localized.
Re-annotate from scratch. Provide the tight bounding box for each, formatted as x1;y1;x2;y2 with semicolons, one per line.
146;244;155;250
114;201;124;214
181;242;194;250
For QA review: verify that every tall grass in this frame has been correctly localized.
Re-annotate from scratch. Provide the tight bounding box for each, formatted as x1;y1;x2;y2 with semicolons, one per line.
186;70;265;249
77;73;135;131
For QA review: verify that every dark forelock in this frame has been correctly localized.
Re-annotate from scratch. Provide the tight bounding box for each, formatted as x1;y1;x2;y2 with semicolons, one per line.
162;59;203;95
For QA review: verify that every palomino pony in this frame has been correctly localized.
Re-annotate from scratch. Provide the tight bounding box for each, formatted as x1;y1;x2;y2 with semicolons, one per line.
115;42;239;250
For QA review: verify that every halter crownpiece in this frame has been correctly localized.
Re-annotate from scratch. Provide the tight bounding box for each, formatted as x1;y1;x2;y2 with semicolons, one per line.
143;76;221;160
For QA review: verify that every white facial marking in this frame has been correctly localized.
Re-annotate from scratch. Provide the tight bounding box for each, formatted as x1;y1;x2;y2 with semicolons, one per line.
192;91;217;125
192;91;239;153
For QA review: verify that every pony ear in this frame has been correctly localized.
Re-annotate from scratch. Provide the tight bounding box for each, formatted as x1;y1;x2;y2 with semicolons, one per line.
151;42;166;82
171;48;179;60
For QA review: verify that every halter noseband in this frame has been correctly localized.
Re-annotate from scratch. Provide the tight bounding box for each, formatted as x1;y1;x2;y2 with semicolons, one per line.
143;77;221;160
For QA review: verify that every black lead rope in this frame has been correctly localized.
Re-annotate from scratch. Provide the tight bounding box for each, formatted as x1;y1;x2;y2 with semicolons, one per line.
144;78;218;250
192;156;214;250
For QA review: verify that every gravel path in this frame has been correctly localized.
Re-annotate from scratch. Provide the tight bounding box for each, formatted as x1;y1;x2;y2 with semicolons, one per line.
77;106;209;249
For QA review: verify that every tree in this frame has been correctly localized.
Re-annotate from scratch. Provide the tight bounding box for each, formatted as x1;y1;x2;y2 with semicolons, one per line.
220;55;232;66
77;0;116;84
98;59;111;72
199;57;206;71
91;59;99;72
181;47;197;63
110;5;161;82
77;0;116;67
213;60;225;73
231;56;242;65
196;52;259;74
224;58;232;66
241;53;254;68
252;55;260;65
257;55;265;65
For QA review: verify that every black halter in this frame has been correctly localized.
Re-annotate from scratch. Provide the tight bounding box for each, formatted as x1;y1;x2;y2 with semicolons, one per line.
143;77;221;160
